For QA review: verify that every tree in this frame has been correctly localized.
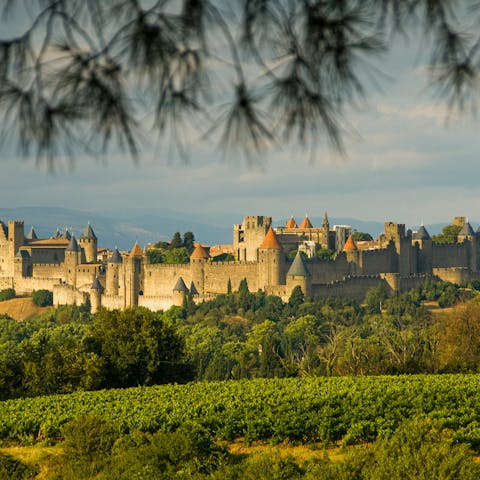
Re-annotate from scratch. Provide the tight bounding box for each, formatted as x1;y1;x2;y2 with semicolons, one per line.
288;285;305;309
432;225;462;244
0;1;478;167
170;232;183;249
31;289;53;306
87;308;187;387
183;232;195;254
351;230;373;242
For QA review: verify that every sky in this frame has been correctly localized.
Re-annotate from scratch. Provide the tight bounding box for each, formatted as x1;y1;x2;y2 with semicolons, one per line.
1;9;480;232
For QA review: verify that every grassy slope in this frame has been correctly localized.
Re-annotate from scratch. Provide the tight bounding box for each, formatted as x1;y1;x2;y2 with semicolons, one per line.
0;297;52;321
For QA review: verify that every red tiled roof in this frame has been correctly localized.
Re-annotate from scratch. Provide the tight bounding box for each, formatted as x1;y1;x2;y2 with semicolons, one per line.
190;243;211;259
299;216;313;229
343;236;358;251
130;242;143;256
285;216;297;229
259;227;282;250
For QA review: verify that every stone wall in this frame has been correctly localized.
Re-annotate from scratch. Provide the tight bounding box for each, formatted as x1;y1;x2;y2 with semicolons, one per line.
54;284;88;306
143;264;192;296
432;243;468;268
204;261;259;293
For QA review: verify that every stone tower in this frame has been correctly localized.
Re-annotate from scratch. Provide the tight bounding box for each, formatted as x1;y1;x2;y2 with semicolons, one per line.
90;277;104;313
173;276;188;306
343;235;360;275
257;227;284;289
64;235;82;285
286;251;311;296
233;215;272;261
7;221;24;276
125;242;143;308
106;248;123;296
79;223;98;263
413;225;432;273
457;222;477;272
190;244;210;295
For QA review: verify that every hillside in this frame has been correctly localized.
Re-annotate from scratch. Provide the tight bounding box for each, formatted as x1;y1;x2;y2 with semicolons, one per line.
0;297;52;321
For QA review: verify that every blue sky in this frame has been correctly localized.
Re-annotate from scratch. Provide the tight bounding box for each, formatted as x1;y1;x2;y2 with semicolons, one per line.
1;15;479;231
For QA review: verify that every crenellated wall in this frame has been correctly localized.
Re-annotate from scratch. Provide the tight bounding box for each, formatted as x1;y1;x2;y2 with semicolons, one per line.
432;243;468;268
204;261;259;293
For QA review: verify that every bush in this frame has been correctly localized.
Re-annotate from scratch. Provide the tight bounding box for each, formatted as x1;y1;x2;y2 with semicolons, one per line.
0;288;15;301
0;451;38;479
32;290;53;307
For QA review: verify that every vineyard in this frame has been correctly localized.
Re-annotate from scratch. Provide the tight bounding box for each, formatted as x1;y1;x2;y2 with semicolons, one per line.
1;374;480;449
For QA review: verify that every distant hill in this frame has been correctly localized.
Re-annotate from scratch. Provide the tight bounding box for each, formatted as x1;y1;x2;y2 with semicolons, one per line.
0;207;232;249
0;207;474;250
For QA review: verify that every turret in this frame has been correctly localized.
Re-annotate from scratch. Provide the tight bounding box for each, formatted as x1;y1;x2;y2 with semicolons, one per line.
298;215;313;229
343;236;360;274
125;242;143;308
25;227;38;240
106;248;123;296
322;211;330;231
190;244;210;294
173;277;188;306
7;221;24;276
14;250;32;277
457;222;477;272
258;227;284;288
79;223;98;263
90;277;104;313
286;251;311;296
64;235;81;285
285;216;297;229
413;225;432;273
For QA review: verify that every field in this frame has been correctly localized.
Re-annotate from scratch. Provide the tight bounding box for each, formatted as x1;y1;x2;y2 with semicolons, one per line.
1;374;480;449
0;297;52;321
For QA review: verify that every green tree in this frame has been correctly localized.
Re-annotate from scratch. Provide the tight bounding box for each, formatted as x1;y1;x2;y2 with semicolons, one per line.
146;248;165;264
164;247;190;264
170;232;183;249
183;232;195;254
351;230;373;241
364;284;388;314
432;225;462;244
0;288;15;301
87;308;187;387
288;285;305;309
32;289;53;306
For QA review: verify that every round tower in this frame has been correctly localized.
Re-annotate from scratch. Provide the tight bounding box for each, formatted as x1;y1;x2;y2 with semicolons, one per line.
257;227;284;289
286;251;311;297
190;244;210;295
173;276;188;306
106;248;123;296
64;235;80;285
90;277;104;313
79;223;98;263
343;236;360;275
125;242;143;308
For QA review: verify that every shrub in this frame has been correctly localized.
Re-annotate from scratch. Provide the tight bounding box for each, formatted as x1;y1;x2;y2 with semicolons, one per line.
32;290;53;307
0;451;38;479
0;288;15;301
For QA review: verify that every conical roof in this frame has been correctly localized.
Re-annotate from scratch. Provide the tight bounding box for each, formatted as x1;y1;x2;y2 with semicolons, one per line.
190;243;210;259
173;276;188;293
190;281;199;295
130;242;143;257
299;216;313;229
66;235;80;252
52;228;61;239
413;225;430;240
343;236;358;251
259;227;282;250
91;277;104;291
61;229;72;240
459;222;475;236
26;227;38;240
109;248;123;263
323;211;329;227
285;216;297;229
287;251;310;277
81;223;97;240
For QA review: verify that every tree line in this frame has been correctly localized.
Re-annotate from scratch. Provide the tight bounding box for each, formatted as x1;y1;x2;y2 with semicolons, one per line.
1;278;480;400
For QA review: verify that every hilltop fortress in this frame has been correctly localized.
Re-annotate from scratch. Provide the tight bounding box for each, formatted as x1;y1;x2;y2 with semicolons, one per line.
0;214;479;312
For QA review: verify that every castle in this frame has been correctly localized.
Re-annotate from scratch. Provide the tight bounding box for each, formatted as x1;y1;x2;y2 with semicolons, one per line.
0;214;479;312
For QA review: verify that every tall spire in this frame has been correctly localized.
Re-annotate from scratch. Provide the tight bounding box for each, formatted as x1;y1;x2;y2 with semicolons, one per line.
323;211;329;229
